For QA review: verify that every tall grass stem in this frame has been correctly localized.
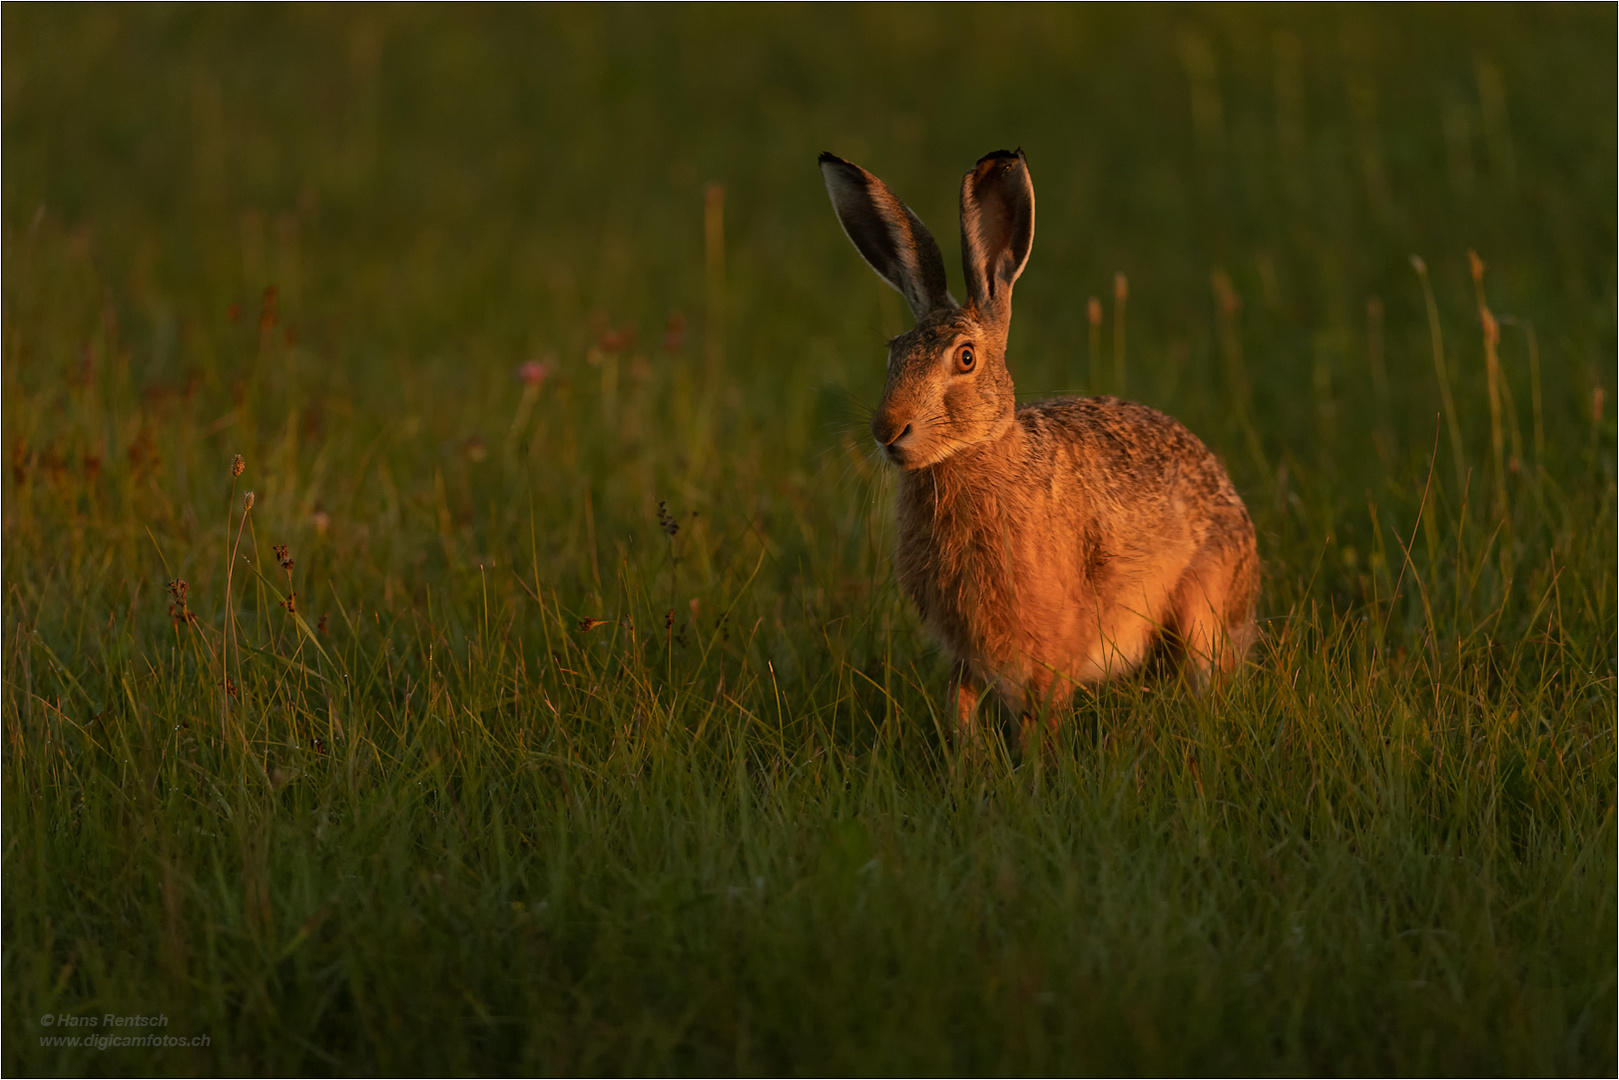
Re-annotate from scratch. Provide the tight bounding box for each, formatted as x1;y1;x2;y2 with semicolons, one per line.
1411;254;1468;494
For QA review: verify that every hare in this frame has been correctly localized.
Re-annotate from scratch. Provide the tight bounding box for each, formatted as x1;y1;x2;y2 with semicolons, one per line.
820;148;1259;734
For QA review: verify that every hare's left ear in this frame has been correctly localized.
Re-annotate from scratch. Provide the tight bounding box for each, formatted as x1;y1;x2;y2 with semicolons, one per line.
960;149;1034;324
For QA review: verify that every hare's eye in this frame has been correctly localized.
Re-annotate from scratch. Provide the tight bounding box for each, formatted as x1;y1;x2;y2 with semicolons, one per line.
955;345;976;374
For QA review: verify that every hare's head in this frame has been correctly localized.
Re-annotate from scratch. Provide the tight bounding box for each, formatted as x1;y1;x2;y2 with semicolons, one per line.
821;150;1035;469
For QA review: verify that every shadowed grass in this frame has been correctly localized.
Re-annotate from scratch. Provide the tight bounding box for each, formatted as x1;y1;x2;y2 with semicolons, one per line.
3;5;1615;1075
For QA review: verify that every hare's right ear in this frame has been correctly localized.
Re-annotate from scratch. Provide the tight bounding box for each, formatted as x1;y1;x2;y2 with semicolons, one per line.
819;152;952;321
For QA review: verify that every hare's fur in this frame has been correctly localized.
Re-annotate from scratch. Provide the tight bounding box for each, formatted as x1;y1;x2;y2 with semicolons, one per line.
820;149;1258;731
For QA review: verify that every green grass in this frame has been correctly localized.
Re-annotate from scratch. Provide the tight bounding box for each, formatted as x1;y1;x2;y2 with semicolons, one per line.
3;5;1615;1074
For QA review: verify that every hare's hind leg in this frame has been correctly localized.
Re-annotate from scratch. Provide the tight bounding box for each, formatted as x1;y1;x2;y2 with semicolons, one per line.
1171;540;1258;686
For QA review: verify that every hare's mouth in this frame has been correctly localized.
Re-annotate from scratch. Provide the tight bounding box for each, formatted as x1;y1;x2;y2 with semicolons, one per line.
875;419;927;468
873;412;962;469
877;428;954;470
880;427;919;466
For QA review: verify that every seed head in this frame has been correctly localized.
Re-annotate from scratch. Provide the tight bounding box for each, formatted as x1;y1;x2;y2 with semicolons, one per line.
1211;269;1241;316
578;617;606;633
599;326;635;353
274;544;294;571
230;453;245;477
166;578;196;626
662;311;686;353
243;491;255;511
259;285;279;332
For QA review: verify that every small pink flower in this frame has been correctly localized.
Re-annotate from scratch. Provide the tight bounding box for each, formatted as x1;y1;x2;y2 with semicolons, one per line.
518;361;548;386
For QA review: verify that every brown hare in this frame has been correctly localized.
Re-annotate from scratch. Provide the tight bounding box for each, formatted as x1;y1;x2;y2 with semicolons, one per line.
819;148;1259;734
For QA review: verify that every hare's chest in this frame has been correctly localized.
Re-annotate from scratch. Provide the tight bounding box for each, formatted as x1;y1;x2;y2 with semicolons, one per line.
892;480;1026;655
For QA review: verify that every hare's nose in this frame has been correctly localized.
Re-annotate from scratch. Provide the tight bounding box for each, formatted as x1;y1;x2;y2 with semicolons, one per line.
871;414;911;447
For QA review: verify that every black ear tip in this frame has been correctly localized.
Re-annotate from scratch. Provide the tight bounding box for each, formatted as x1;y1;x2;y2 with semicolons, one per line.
976;148;1020;167
818;151;846;167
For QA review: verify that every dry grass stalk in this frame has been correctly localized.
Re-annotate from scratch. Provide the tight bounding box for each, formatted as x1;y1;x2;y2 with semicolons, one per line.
1469;250;1507;516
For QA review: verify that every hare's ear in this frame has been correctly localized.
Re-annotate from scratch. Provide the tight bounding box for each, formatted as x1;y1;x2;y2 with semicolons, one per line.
960;149;1034;324
819;152;952;321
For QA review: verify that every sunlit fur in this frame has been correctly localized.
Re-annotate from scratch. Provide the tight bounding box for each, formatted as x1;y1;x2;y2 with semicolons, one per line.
831;149;1260;734
870;301;1258;731
870;307;1013;470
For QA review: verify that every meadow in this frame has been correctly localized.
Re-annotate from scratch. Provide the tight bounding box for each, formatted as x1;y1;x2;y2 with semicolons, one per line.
3;6;1615;1074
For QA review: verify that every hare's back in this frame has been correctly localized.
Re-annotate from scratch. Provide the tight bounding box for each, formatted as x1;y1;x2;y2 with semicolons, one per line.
1017;395;1247;520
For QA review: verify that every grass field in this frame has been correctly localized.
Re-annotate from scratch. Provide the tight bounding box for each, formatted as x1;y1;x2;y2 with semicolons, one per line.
3;6;1615;1075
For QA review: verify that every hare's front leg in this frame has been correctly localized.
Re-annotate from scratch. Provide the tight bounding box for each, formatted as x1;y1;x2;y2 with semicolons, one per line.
948;659;984;735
